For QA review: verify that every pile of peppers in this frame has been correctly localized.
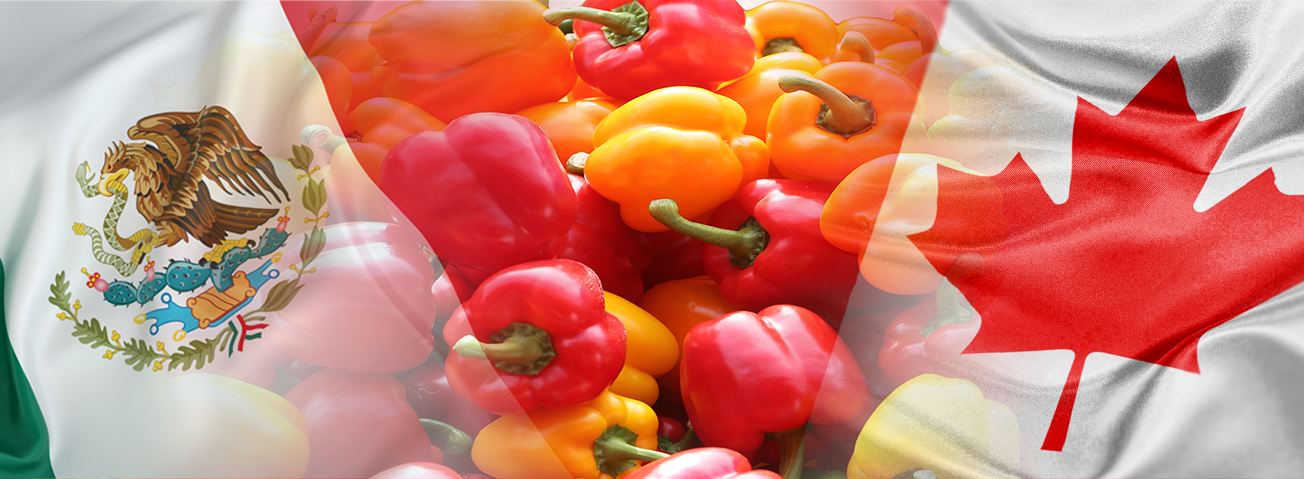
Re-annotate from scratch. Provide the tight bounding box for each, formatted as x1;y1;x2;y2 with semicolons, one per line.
203;1;1029;478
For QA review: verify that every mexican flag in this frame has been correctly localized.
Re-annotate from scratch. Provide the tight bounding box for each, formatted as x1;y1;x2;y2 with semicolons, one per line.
1;0;1303;477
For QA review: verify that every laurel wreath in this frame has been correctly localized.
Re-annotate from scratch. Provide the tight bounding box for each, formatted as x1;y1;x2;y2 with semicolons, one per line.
49;144;328;372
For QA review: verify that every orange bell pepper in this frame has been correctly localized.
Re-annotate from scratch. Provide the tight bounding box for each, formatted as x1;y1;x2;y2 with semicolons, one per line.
298;11;382;114
744;1;840;63
717;52;823;139
369;0;575;123
635;276;736;407
604;292;679;406
471;391;665;479
346;97;447;185
518;99;619;164
768;63;921;183
584;87;769;232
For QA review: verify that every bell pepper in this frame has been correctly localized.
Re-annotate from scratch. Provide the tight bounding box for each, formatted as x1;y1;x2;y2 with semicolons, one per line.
295;8;382;115
745;1;840;62
84;373;309;477
285;368;433;478
604;292;679;405
878;281;981;390
518;99;620;164
404;361;498;438
648;180;860;329
380;113;578;288
272;221;437;374
543;0;754;101
554;173;654;301
717;52;824;139
310;54;354;125
444;259;626;415
625;447;782;479
768;63;921;182
471;391;665;479
347;97;447;184
680;305;871;478
636;276;736;407
584;87;769;232
372;462;462;479
369;0;575;123
641;231;709;288
847;375;1019;479
820;154;1003;296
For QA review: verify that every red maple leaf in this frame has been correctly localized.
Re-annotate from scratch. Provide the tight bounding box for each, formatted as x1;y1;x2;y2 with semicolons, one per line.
910;57;1304;451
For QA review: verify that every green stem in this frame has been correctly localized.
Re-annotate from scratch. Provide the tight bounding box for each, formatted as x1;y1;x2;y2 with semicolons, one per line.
763;37;805;56
566;152;589;176
299;125;345;152
594;425;669;476
648;199;768;268
774;427;806;479
544;6;638;35
777;75;876;138
452;322;557;375
420;418;472;455
838;31;874;63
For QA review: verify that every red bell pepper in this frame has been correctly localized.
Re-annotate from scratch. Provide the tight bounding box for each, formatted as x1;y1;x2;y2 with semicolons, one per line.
371;462;461;479
272;222;436;374
380;113;578;299
555;173;654;302
879;283;981;390
680;305;871;478
285;368;432;478
347;97;446;184
403;362;498;438
543;0;755;100
641;231;708;289
625;447;782;479
649;180;860;330
443;259;626;415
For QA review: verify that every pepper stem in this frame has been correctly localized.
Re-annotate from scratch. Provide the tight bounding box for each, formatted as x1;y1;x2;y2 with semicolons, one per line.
452;322;557;375
763;37;805;56
774;427;806;479
594;424;670;476
419;418;472;455
892;471;938;479
566;152;589;176
648;199;769;268
838;31;874;63
543;2;649;48
777;75;876;138
893;5;939;54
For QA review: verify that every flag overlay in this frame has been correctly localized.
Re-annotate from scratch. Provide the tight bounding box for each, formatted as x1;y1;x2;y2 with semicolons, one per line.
2;1;1304;478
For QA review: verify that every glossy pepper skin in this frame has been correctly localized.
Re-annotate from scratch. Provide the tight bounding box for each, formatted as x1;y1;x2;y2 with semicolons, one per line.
285;369;432;478
680;305;871;455
546;0;755;101
652;180;860;329
585;87;769;232
745;1;840;62
604;292;679;405
369;0;575;123
443;260;626;415
555;173;654;302
471;391;662;479
637;276;736;407
380;113;578;276
717;52;823;139
848;375;1019;479
768;62;921;183
879;284;981;390
347;97;446;184
518;99;620;163
625;448;782;479
371;462;461;479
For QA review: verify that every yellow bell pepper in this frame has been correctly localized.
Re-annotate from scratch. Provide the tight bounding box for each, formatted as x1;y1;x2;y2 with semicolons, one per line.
471;391;665;479
848;374;1019;479
585;87;770;232
604;292;679;406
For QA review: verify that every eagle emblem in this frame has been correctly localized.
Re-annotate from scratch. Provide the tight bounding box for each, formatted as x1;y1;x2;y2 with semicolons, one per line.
95;105;289;248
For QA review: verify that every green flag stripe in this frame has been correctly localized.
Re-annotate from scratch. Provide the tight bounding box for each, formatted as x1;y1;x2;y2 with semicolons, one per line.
0;259;55;478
